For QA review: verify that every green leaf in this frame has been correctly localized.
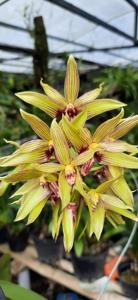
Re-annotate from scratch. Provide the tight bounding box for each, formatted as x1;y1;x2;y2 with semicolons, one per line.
0;280;46;300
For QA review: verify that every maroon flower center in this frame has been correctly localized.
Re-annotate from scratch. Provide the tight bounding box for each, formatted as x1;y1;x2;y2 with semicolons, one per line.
94;151;103;162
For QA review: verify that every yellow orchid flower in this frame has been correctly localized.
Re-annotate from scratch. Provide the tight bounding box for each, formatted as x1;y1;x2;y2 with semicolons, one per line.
108;166;134;207
62;110;138;173
93;165;134;208
15;56;126;121
80;179;138;240
34;119;93;209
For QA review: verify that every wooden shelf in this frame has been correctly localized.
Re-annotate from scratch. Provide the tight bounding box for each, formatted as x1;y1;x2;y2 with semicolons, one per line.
0;244;128;300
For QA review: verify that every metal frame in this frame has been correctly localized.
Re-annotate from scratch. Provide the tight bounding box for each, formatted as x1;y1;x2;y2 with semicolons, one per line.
0;0;10;6
45;0;136;42
0;21;91;50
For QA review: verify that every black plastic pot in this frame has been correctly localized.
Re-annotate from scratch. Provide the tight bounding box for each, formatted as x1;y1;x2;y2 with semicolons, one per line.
118;260;138;300
0;227;9;244
33;236;64;265
8;229;29;252
71;251;107;282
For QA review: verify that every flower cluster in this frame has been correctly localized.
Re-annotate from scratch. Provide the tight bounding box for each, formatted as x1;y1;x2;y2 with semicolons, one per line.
0;56;138;251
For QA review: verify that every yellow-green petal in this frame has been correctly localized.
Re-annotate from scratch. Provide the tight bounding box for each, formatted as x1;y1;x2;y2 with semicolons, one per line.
58;171;72;209
86;99;126;120
70;110;87;128
109;166;133;207
51;202;61;239
101;194;131;209
40;79;65;102
106;206;138;221
27;198;48;224
11;180;38;197
0;149;45;167
96;178;120;194
92;109;124;143
62;115;88;150
111;115;138;139
0;169;42;183
15;185;50;221
100;141;138;153
72;148;94;166
100;151;138;169
62;207;74;252
35;163;65;173
64;55;79;104
15;91;66;118
75;84;103;108
51;119;70;165
0;181;9;197
91;203;105;240
20;109;51;141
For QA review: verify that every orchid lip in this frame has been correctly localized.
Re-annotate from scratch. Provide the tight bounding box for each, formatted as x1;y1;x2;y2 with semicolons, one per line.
65;165;76;185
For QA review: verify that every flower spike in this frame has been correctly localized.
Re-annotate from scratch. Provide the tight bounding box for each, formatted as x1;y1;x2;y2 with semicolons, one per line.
0;55;137;252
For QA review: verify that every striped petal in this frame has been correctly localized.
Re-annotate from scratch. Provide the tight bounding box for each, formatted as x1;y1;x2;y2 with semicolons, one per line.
75;84;103;108
70;110;87;128
72;148;94;166
15;92;66;118
20;109;51;141
96;178;120;194
100;141;138;153
91;203;105;240
100;151;138;169
101;194;131;209
111;115;138;139
62;206;75;252
27;198;48;224
92;109;124;143
58;171;72;209
105;206;138;222
11;180;38;197
0;149;45;167
17;140;47;153
62;116;89;150
106;211;125;227
15;185;50;221
40;79;65;102
1;169;41;183
35;163;65;173
86;99;126;120
64;55;79;103
51;119;70;165
109;166;134;207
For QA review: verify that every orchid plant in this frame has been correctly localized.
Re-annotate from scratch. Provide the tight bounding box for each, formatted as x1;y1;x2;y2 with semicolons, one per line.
0;56;138;252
